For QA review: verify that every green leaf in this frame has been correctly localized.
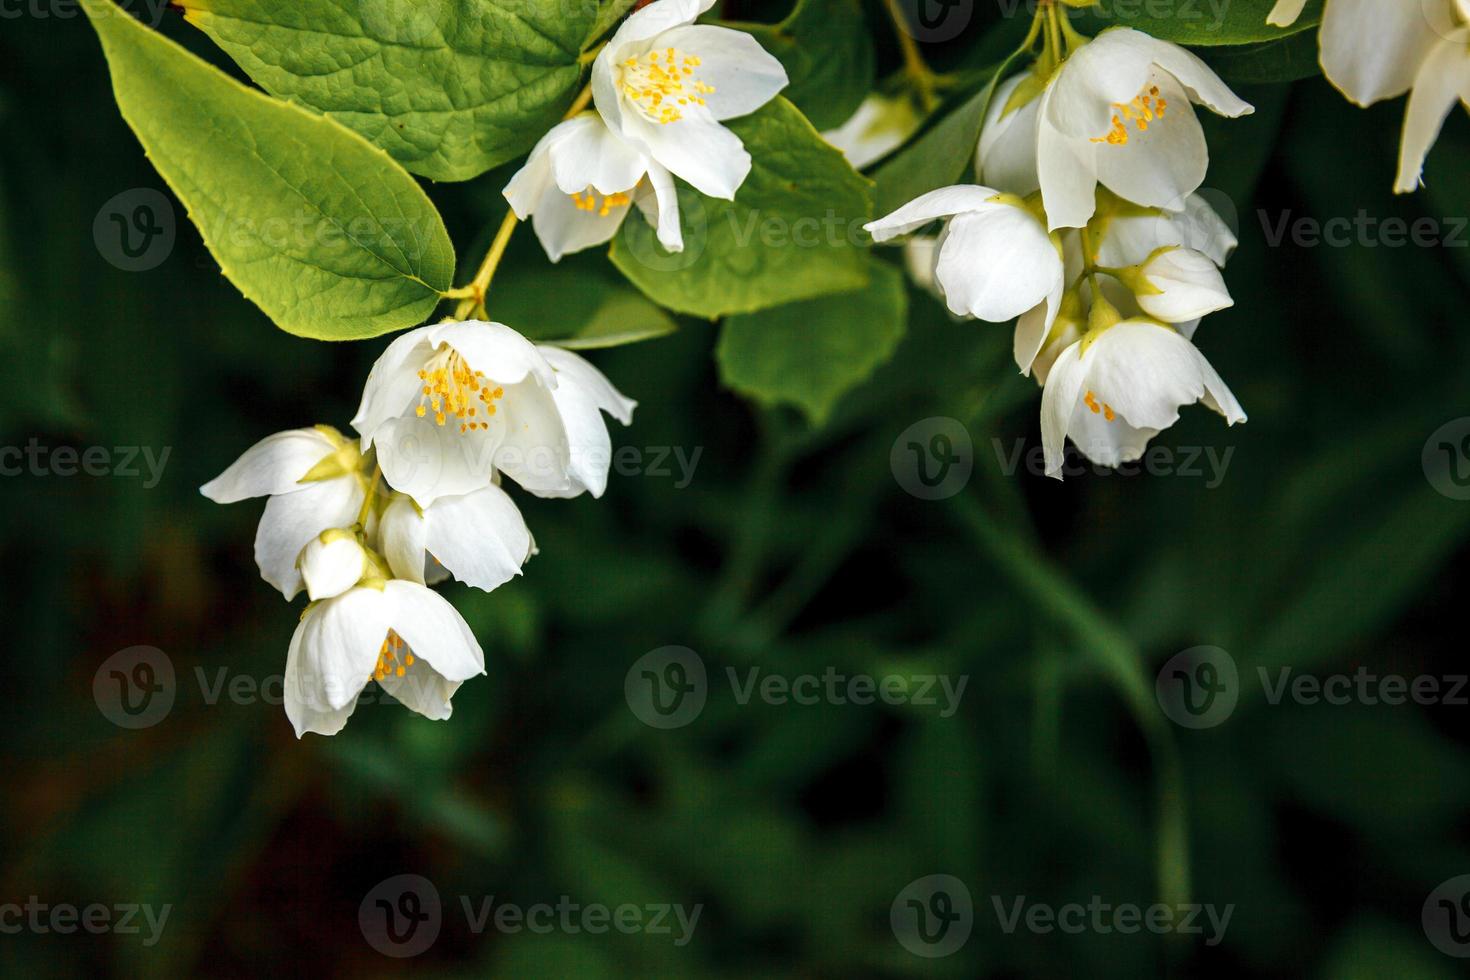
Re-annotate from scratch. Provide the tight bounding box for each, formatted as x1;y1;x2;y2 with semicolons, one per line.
716;259;907;424
488;258;679;350
1202;29;1322;83
182;0;633;182
81;0;455;341
1080;0;1322;46
723;0;875;131
609;97;873;319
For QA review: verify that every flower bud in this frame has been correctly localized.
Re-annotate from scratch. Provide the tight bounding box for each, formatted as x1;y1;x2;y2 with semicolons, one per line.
1128;247;1233;323
300;531;368;602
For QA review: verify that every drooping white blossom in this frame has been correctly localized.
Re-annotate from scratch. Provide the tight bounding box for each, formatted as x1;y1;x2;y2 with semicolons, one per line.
591;0;788;200
503;112;682;262
823;93;922;169
378;486;535;594
352;321;635;508
200;426;367;600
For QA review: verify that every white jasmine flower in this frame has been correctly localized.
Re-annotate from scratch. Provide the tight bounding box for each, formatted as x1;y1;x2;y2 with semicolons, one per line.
1037;28;1253;229
591;0;789;199
503;113;682;262
352;321;635;508
284;580;485;737
1040;317;1246;477
200;426;367;601
378;487;534;594
822;93;922;169
1091;191;1238;268
1269;0;1470;192
865;185;1064;326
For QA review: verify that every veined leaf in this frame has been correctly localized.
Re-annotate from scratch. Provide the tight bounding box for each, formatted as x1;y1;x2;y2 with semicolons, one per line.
81;0;455;340
1080;0;1322;46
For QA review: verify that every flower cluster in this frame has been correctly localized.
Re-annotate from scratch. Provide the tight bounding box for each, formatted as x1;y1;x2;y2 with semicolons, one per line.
866;16;1252;478
202;323;634;736
1269;0;1469;192
504;0;789;261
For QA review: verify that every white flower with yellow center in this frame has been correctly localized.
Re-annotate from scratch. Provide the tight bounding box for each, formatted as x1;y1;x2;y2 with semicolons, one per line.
1268;0;1470;192
378;487;535;594
1040;314;1246;478
865;185;1064;327
284;578;485;737
1036;28;1253;229
591;0;789;200
353;321;635;508
200;425;367;600
503;113;682;262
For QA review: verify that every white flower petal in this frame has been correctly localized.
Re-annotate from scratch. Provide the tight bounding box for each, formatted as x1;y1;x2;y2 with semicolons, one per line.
376;654;462;722
622;109;751;200
374;414;499;508
825;94;920;169
296;587;394;711
300;535;368;602
1040;341;1088;477
978;73;1042;195
658;24;789;121
351;327;435;443
283;620;361;738
636;161;684;252
934;204;1062;322
1136;247;1234;322
1394;36;1470;193
254;475;363;600
530;181;630;262
383;580;485;683
502;127;557;219
379;494;429;584
427;321;556;388
1126;31;1253;118
864;184;1009;241
1067;396;1159;467
424;484;534;592
1321;0;1440;105
535;346;636;498
1036;114;1101;230
547;113;651;195
1084;320;1213;431
604;0;714;54
1266;0;1308;27
200;428;337;503
493;381;576;497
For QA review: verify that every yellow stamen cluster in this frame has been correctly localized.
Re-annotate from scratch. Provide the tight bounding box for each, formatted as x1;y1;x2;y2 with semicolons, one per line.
1084;391;1117;422
414;348;506;434
1091;86;1168;145
373;630;416;682
620;47;715;124
570;189;632;217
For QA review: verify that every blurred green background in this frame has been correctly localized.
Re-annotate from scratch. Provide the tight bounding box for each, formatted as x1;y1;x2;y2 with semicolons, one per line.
3;1;1470;977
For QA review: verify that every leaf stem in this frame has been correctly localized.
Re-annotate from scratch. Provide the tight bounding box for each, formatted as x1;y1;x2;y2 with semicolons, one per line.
356;465;382;528
885;0;939;112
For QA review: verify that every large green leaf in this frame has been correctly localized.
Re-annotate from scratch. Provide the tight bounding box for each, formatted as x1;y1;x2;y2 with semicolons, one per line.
1081;0;1322;46
722;0;875;131
1203;30;1322;83
82;0;455;340
716;259;906;424
182;0;634;181
609;97;873;318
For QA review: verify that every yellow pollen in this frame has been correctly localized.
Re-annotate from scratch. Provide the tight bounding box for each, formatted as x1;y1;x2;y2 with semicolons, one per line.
1090;85;1168;145
417;347;500;436
569;189;633;217
371;629;414;682
1084;391;1119;422
619;46;714;124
